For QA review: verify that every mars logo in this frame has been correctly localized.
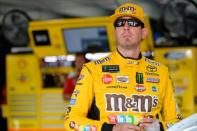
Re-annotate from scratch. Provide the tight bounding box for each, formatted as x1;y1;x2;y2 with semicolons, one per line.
119;6;136;14
102;74;113;84
105;94;158;112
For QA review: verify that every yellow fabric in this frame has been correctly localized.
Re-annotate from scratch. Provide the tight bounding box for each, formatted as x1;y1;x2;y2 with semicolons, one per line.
111;3;145;23
64;50;181;131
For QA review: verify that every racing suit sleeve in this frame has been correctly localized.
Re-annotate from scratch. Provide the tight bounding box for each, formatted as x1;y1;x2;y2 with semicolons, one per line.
161;69;181;130
64;65;112;131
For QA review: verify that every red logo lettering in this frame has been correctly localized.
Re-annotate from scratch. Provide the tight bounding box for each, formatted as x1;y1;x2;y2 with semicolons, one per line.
102;74;113;84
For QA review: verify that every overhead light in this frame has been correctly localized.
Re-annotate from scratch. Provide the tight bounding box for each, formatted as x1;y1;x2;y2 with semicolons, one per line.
66;55;75;61
86;52;111;60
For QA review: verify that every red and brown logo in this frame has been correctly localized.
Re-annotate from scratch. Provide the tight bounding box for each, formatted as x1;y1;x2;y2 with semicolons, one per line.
105;94;158;112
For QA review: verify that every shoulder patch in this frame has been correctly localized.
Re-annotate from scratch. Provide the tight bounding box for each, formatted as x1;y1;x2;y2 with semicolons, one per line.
94;57;110;65
145;58;161;66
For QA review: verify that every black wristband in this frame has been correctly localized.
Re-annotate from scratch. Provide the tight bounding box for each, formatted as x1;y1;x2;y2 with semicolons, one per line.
101;123;115;131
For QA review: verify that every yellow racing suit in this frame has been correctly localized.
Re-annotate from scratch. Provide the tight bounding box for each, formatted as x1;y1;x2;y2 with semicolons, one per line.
64;50;181;131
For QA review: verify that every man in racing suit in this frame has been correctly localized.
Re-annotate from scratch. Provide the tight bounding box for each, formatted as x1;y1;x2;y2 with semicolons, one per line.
64;3;181;131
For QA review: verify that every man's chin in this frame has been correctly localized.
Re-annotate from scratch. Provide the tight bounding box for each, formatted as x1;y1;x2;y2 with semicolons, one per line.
124;37;131;41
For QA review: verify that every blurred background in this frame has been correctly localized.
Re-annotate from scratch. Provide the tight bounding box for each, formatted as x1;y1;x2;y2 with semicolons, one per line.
0;0;196;131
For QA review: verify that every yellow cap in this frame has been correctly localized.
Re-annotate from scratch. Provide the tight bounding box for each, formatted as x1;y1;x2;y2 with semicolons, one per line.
111;3;145;24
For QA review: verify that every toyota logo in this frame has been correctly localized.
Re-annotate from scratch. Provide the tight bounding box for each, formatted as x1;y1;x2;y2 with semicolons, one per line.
146;65;157;72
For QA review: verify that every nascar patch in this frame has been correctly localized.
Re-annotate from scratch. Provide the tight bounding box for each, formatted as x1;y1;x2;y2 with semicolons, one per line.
102;65;119;73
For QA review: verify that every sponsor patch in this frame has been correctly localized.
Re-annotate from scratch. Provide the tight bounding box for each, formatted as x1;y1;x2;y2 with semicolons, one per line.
151;86;158;92
73;90;80;97
102;74;113;84
102;65;119;73
145;72;159;76
69;99;76;105
69;121;75;129
128;61;139;65
90;125;97;131
69;121;97;131
84;125;90;130
177;114;182;120
108;114;117;124
119;6;136;14
65;106;71;116
74;124;80;130
117;114;126;124
146;77;160;83
146;65;157;72
145;58;160;66
77;74;85;81
108;114;138;125
107;85;127;89
136;72;143;84
95;57;110;64
126;114;135;124
135;84;146;92
105;94;158;112
116;76;129;83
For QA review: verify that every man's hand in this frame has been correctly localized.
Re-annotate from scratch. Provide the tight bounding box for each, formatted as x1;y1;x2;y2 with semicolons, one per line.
139;117;155;128
112;123;142;131
139;118;160;131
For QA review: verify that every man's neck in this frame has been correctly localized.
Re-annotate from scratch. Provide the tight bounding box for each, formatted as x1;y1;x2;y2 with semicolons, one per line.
117;46;141;59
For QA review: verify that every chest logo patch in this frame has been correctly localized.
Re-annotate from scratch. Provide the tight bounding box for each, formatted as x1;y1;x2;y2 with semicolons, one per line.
116;76;129;83
102;74;113;84
146;77;160;83
135;84;146;92
136;72;143;84
102;65;119;73
146;65;157;72
105;94;158;113
151;86;158;92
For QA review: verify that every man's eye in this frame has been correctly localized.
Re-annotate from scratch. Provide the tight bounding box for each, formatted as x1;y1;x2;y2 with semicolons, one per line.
117;21;122;26
128;21;134;26
128;21;138;26
133;21;138;26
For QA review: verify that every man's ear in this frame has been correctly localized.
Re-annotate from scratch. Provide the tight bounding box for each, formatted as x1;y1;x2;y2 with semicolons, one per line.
142;27;148;40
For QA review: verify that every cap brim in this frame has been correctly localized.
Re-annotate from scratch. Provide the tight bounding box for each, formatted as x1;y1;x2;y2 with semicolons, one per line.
111;14;144;24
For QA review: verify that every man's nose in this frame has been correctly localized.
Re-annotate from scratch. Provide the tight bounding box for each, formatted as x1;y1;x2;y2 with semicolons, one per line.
123;22;130;30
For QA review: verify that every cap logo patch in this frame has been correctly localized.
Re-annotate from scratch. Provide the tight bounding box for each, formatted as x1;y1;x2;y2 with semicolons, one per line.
119;6;136;14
